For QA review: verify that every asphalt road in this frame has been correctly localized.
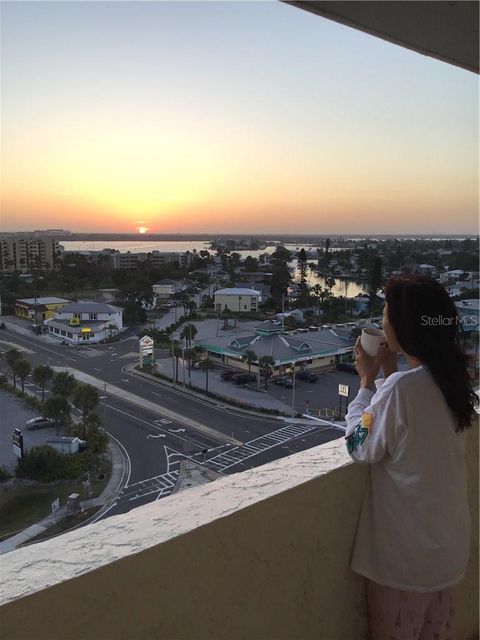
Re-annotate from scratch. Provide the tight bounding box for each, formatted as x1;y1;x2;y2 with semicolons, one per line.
0;323;345;517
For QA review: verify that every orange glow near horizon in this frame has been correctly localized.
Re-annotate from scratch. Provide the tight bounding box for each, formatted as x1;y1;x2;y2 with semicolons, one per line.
2;2;478;235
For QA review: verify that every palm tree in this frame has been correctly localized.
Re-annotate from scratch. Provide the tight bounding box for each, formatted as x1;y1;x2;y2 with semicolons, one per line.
6;348;21;389
258;355;275;390
242;350;257;376
52;371;77;398
73;384;100;438
186;300;197;316
180;323;198;349
32;364;54;402
43;395;71;437
14;359;31;394
221;308;231;329
184;347;196;387
172;342;182;384
199;357;214;394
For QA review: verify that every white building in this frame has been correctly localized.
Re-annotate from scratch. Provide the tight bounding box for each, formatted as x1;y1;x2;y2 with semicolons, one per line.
45;302;124;344
152;279;185;300
214;288;262;313
439;269;471;283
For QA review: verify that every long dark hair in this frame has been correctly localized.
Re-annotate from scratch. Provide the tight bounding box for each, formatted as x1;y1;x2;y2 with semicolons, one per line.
385;275;478;431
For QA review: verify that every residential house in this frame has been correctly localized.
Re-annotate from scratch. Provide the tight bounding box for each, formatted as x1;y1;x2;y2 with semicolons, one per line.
45;302;124;344
152;279;185;300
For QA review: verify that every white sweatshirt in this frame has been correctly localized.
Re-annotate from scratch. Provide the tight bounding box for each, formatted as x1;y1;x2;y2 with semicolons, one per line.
345;365;471;592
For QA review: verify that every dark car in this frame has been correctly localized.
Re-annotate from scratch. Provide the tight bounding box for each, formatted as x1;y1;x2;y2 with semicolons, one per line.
297;371;318;383
336;362;358;375
25;417;55;430
232;373;256;385
221;370;235;381
0;322;5;329
274;376;293;388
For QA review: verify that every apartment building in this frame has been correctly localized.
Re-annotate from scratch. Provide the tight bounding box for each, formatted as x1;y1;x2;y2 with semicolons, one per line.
214;287;262;313
109;251;194;270
0;235;60;272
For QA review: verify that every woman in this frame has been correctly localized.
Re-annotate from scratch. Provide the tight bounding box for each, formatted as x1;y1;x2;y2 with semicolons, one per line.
345;275;477;640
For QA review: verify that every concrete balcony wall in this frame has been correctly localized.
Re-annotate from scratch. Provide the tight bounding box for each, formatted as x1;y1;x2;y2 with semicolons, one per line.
0;428;478;640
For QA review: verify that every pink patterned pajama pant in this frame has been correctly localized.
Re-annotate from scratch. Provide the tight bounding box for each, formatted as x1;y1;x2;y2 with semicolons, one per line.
367;579;454;640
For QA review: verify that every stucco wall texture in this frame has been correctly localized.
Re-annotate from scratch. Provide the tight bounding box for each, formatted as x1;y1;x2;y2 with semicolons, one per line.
0;428;478;640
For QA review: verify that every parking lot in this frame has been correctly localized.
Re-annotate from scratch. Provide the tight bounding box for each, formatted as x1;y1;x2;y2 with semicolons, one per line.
0;390;62;474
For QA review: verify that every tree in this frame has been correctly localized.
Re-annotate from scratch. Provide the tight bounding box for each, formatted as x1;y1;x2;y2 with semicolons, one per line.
14;359;31;394
368;256;383;312
258;355;275;390
242;350;257;376
52;371;77;398
184;347;196;388
221;308;232;329
199;357;214;394
172;341;182;384
6;348;21;389
43;395;71;437
180;323;197;349
32;364;54;402
73;384;100;438
270;246;292;307
297;248;309;307
186;300;197;316
243;256;259;272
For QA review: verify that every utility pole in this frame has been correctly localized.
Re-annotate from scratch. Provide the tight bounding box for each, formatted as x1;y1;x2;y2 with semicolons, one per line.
281;293;285;333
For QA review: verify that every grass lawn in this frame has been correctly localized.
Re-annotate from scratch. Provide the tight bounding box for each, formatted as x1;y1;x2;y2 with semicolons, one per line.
0;460;111;540
26;507;99;545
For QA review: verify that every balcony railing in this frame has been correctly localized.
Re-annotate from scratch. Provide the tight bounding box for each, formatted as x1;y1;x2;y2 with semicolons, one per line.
0;427;478;640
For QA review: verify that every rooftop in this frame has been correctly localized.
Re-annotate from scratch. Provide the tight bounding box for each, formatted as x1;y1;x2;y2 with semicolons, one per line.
58;302;122;314
16;297;69;305
214;288;262;296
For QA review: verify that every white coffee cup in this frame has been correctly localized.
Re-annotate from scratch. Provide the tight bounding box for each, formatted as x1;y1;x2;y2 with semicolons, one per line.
360;328;386;357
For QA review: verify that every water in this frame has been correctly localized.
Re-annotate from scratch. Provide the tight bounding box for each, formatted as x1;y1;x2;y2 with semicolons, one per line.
61;240;367;297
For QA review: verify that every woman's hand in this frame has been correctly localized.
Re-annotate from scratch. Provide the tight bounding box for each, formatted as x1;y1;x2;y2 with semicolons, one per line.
355;339;399;389
377;343;398;378
354;337;385;390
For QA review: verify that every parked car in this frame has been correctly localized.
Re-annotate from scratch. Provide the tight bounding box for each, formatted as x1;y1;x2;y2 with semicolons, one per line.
0;322;5;329
336;362;358;375
273;376;293;388
25;417;55;430
221;370;235;381
297;371;318;383
232;373;256;385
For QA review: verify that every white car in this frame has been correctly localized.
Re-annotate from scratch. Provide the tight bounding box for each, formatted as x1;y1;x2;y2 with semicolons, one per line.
25;417;55;430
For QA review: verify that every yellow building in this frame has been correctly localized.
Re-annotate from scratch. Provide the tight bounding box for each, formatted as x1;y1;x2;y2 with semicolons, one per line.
15;297;70;322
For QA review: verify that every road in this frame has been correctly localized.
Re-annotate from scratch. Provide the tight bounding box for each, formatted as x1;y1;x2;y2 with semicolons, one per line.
0;323;343;517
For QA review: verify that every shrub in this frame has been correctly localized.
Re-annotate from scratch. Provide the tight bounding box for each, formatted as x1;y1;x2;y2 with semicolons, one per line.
0;466;11;482
16;446;98;482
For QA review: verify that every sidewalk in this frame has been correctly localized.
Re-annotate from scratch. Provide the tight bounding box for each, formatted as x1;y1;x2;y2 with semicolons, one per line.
0;439;126;555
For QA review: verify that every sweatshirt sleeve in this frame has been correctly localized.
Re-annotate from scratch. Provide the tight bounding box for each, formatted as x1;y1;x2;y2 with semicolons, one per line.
345;378;404;465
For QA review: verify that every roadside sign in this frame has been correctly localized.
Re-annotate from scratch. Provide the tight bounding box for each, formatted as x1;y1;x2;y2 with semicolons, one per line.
338;384;349;397
13;428;24;459
51;498;60;514
139;335;154;367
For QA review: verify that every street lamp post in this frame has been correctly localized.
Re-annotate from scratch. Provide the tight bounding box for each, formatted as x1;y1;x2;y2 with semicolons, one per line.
171;337;176;385
103;383;107;427
291;362;296;418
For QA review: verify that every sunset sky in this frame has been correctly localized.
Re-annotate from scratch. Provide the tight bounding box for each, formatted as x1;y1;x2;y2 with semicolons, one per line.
1;1;478;235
